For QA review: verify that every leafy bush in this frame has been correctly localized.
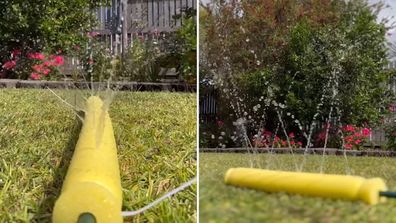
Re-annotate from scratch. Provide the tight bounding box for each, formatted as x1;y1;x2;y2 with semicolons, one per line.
200;0;394;148
0;0;106;74
115;39;162;82
384;117;396;150
0;50;64;80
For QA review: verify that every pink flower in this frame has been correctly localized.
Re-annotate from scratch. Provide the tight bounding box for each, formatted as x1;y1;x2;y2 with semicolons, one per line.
345;135;353;143
27;52;45;60
297;141;302;146
344;144;353;150
353;132;361;138
32;64;44;72
288;132;295;138
52;55;64;66
274;136;280;142
354;139;362;145
2;60;16;70
281;140;287;146
41;68;51;75
344;125;355;132
30;72;41;80
42;61;53;67
217;120;224;127
262;130;272;137
87;32;99;37
11;49;21;57
317;131;326;141
290;141;295;145
361;128;371;136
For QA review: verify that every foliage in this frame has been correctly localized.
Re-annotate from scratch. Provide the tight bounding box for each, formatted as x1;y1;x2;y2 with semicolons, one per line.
0;0;107;79
384;115;396;150
115;39;163;82
0;0;104;52
200;0;394;148
281;3;391;126
176;9;197;84
341;125;371;150
0;50;64;79
253;129;303;148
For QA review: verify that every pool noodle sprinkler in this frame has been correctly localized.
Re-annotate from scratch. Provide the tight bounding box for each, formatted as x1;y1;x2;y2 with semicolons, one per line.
224;168;396;205
52;96;122;223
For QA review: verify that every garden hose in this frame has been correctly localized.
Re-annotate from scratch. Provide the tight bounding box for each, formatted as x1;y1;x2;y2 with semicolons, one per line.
53;96;122;223
225;168;395;205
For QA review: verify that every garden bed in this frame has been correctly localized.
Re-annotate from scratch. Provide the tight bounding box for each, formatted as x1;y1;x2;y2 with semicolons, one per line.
0;79;196;92
199;153;396;223
200;147;396;157
0;89;196;222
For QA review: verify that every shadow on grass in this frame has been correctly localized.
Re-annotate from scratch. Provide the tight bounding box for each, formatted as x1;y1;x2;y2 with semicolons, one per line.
32;112;84;222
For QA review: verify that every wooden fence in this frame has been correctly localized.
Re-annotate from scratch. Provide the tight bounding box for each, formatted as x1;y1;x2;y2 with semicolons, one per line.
93;0;196;54
63;0;195;77
95;0;195;32
129;0;196;32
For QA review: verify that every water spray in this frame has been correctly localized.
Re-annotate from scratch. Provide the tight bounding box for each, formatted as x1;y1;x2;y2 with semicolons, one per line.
225;168;396;205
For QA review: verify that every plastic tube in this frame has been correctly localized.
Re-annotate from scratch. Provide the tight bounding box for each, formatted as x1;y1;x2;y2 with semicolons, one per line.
53;96;122;223
225;168;387;205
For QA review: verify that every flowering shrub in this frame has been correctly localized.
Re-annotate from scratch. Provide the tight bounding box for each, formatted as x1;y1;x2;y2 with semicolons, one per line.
313;123;373;150
384;119;396;150
253;129;302;148
1;50;64;80
341;125;371;150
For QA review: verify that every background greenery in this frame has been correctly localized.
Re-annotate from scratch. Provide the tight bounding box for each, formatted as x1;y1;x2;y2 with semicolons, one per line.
0;1;197;83
200;0;396;148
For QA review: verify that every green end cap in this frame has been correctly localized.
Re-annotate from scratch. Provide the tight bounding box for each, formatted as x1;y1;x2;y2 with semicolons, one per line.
77;213;96;223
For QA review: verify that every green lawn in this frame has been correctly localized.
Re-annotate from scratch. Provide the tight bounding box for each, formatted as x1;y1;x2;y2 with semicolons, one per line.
0;89;196;223
200;153;396;223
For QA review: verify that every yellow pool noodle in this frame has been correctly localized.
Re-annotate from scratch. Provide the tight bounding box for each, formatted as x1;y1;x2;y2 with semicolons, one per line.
53;96;122;223
225;168;387;205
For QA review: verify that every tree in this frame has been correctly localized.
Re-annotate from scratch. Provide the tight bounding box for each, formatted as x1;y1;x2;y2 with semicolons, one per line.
200;0;394;147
